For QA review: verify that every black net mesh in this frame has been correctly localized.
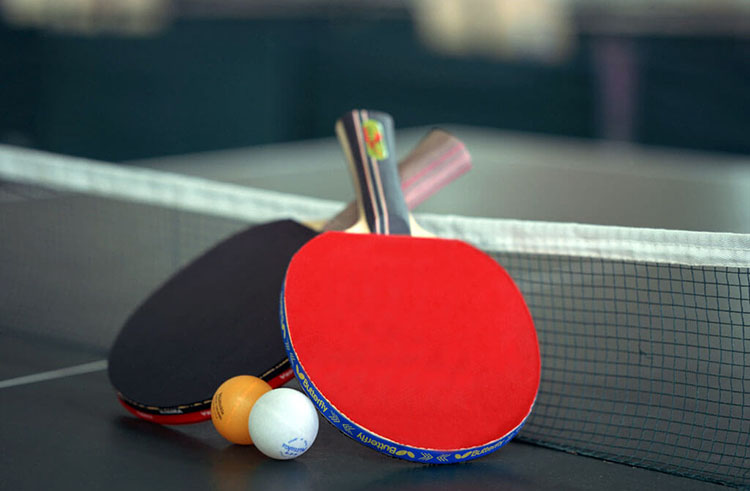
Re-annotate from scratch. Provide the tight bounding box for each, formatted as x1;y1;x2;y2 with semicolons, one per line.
493;252;750;486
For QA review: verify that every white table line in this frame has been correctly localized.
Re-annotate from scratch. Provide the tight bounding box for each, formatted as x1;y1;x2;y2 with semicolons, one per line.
0;360;108;389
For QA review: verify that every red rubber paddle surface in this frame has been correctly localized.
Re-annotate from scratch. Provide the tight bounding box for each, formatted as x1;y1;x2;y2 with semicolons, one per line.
283;232;540;451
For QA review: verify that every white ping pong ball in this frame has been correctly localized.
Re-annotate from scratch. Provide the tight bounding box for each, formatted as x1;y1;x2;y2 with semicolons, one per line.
248;388;319;460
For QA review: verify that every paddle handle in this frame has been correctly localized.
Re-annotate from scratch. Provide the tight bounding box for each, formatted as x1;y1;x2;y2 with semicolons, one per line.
335;110;411;235
322;128;471;232
398;128;472;209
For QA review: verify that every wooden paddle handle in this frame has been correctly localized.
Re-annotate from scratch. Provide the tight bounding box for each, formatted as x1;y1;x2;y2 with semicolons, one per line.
335;110;411;235
398;128;472;209
322;128;472;232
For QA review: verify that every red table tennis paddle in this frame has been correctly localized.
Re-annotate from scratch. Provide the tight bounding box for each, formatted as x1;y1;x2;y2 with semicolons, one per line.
281;110;540;463
108;128;472;424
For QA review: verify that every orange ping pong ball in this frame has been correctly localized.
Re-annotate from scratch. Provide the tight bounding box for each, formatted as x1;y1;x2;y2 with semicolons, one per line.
211;375;272;445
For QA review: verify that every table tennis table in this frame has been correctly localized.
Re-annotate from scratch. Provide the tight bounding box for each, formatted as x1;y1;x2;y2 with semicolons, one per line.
2;126;748;489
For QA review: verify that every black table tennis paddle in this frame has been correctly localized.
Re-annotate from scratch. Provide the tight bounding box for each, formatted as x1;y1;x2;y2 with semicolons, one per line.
108;129;472;424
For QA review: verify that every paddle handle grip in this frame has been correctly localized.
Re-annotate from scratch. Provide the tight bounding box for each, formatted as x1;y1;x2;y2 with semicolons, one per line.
335;110;411;235
323;128;471;232
398;128;472;209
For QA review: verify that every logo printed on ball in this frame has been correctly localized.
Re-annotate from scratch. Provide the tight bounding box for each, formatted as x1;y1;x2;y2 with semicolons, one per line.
281;437;309;457
213;393;224;419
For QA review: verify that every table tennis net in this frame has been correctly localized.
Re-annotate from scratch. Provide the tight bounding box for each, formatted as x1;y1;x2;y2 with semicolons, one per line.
1;145;748;486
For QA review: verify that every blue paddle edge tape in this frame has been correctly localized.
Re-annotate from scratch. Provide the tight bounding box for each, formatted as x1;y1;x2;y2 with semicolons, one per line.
279;284;528;464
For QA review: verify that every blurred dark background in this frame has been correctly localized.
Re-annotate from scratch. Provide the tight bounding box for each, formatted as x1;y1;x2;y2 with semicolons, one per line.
1;0;748;162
